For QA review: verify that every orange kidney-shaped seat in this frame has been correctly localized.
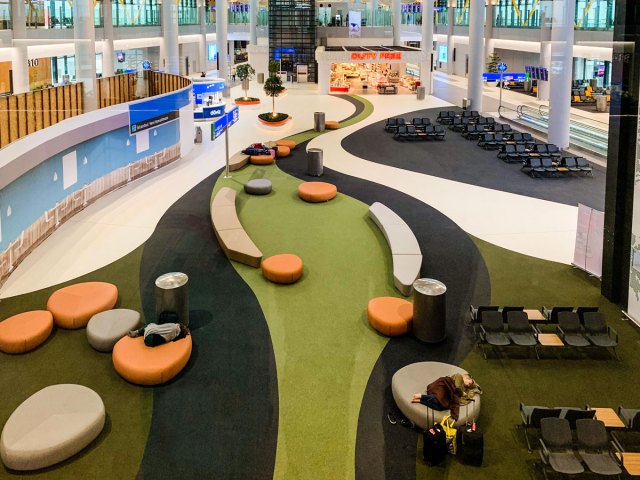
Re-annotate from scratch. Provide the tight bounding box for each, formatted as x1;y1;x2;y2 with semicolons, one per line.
250;154;275;165
367;297;413;336
325;121;340;130
276;139;296;149
297;182;337;202
47;282;118;329
261;254;304;284
0;311;54;354
112;335;192;386
275;146;290;158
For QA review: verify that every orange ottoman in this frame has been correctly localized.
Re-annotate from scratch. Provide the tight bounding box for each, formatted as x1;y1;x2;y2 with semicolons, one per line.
112;335;192;385
47;282;118;329
297;182;337;202
325;121;340;130
367;297;413;336
250;154;275;165
0;311;54;354
262;254;304;284
276;146;290;158
276;139;296;149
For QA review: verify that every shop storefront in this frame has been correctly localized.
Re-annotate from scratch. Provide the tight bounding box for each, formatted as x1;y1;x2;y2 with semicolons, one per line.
316;46;427;95
192;78;226;121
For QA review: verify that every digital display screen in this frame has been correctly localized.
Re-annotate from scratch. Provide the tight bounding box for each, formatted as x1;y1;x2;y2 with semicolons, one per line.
117;52;125;63
438;45;447;63
208;44;217;61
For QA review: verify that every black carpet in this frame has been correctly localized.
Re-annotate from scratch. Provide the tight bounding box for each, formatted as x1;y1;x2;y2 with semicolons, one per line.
277;129;491;479
341;106;606;211
138;172;278;479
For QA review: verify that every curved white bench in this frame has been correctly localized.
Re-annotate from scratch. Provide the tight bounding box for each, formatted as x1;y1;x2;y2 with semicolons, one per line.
392;362;481;429
0;384;105;471
369;202;422;296
211;187;263;267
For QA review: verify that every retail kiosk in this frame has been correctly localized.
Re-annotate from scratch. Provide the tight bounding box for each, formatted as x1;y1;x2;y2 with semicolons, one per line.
192;77;226;121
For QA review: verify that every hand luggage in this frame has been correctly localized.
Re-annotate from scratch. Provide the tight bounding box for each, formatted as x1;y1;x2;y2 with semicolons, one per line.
441;415;457;455
423;424;447;466
456;426;483;466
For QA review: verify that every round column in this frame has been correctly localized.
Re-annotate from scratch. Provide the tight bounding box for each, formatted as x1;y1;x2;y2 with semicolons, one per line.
392;0;401;45
161;0;179;74
420;0;434;94
446;1;455;74
199;1;207;74
216;0;229;95
538;1;552;101
412;278;447;343
74;0;97;111
102;0;114;78
155;272;190;326
467;0;484;112
249;0;258;44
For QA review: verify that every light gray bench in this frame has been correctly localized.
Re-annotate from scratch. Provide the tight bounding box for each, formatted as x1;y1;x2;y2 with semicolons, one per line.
369;202;422;296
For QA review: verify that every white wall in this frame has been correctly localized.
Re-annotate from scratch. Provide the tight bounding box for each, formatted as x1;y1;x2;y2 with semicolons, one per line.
247;44;269;80
179;103;195;158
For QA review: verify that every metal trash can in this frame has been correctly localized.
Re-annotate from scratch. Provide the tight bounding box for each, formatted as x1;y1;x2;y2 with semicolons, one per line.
155;272;189;326
412;278;447;343
416;86;426;100
307;148;323;176
257;72;265;84
595;95;607;112
314;111;326;132
195;126;202;144
462;98;471;110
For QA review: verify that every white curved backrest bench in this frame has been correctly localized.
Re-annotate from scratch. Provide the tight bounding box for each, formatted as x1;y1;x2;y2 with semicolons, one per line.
211;187;262;267
369;202;422;296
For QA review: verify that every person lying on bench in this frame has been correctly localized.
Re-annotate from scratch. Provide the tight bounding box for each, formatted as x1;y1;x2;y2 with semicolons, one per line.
128;322;190;347
411;373;482;420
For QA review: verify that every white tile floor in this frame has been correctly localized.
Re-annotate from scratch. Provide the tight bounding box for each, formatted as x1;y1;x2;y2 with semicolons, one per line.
0;81;578;299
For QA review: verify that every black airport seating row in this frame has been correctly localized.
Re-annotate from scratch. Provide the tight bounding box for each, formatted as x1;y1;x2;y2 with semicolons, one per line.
522;156;593;177
461;122;512;140
384;117;433;133
497;143;561;161
436;109;479;125
393;124;446;141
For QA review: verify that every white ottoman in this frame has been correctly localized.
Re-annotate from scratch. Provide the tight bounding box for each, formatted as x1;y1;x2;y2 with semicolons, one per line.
86;309;141;352
0;384;105;471
391;362;481;429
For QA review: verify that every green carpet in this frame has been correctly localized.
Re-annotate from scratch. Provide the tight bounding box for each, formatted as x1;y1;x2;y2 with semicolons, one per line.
213;163;398;479
416;237;639;479
0;247;151;479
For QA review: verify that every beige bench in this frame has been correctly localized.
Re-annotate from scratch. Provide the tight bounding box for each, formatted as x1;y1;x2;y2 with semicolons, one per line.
369;202;422;296
211;187;262;267
229;152;250;172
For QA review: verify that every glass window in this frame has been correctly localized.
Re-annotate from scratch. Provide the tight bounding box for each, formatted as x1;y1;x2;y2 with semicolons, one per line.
178;0;198;25
493;0;539;28
112;0;159;27
575;0;613;30
0;0;10;29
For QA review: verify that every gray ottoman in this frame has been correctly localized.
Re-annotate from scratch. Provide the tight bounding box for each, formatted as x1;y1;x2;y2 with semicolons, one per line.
86;309;141;352
244;179;272;195
391;361;481;429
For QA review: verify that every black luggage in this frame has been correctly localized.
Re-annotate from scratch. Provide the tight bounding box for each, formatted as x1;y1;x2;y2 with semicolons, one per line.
456;427;484;466
423;424;448;466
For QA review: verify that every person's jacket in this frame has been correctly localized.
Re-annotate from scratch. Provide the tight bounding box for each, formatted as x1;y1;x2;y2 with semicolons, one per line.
426;376;462;420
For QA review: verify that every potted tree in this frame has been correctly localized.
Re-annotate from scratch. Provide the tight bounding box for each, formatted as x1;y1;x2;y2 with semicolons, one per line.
259;60;289;126
234;63;260;105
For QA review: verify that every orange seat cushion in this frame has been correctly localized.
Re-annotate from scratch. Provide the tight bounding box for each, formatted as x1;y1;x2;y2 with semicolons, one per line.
325;121;340;130
112;335;192;385
47;282;118;329
367;297;413;336
276;146;290;158
250;154;274;165
297;182;337;202
276;139;296;149
262;254;304;284
0;311;54;354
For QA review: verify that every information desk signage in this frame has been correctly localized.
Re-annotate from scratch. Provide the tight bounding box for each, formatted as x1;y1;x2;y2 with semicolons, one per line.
211;106;240;140
192;81;226;105
350;52;402;61
482;72;526;82
128;88;190;135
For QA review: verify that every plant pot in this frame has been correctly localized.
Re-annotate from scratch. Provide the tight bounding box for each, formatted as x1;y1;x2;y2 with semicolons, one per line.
258;115;291;127
235;98;261;105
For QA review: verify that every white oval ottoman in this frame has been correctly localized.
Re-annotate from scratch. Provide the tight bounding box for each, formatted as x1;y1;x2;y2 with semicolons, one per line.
0;384;105;471
86;309;141;352
391;361;481;429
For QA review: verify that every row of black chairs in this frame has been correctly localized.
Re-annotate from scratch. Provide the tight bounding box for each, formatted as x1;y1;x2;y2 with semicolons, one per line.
384;117;432;133
450;116;496;132
393;124;446;141
520;404;597;451
436;109;479;125
523;156;593;177
470;305;599;324
480;132;533;150
462;122;513;140
498;143;561;161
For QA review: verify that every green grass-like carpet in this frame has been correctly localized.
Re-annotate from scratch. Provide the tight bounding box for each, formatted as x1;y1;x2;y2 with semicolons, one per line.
213;163;398;478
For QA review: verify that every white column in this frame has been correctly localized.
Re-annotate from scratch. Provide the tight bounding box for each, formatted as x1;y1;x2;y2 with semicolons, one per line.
446;1;455;74
161;0;179;74
547;0;575;149
216;0;229;95
74;0;97;111
420;0;434;94
538;0;552;101
483;0;494;67
102;0;114;77
318;61;330;94
199;1;207;74
392;0;401;45
11;44;28;94
466;0;483;112
10;0;26;37
249;0;258;44
228;40;235;68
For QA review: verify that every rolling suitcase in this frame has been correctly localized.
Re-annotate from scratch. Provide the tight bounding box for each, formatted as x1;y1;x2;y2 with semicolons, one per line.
423;424;447;466
456;427;484;466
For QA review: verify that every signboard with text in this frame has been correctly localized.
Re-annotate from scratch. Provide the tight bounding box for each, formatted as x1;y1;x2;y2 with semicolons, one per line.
350;51;402;61
211;106;239;140
128;88;190;135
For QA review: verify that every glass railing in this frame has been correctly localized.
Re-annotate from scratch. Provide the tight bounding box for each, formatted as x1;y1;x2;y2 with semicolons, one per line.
258;8;268;26
178;5;198;25
0;2;11;29
112;1;159;27
228;6;249;24
317;9;391;27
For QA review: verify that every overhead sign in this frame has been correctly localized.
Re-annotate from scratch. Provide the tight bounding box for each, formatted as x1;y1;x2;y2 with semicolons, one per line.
211;106;239;140
498;62;508;72
483;72;526;82
192;81;225;105
350;52;402;61
128;88;190;135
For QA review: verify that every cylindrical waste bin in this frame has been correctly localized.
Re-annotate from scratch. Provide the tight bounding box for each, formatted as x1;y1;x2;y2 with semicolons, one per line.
314;112;326;132
195;126;202;144
595;95;607;113
155;272;189;326
412;278;447;343
307;148;323;176
257;72;265;84
416;86;426;100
